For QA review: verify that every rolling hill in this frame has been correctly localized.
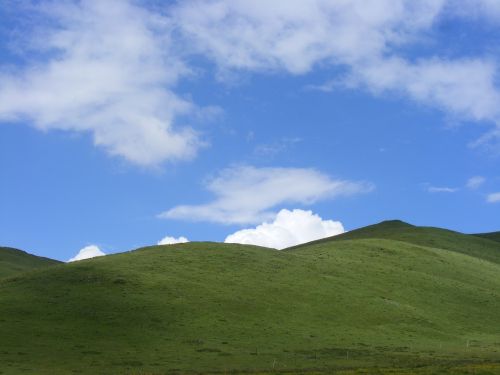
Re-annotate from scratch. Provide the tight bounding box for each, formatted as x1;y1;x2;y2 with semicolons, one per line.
474;231;500;243
287;220;500;264
0;246;61;279
0;222;500;374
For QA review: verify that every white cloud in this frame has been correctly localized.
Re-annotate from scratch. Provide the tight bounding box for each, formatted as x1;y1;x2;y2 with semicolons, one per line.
68;245;106;262
174;0;500;142
253;137;301;158
160;165;373;225
157;236;189;245
447;0;500;21
350;57;500;126
487;192;500;203
173;0;444;74
427;186;459;193
3;0;500;166
0;0;202;166
466;176;486;190
224;209;344;249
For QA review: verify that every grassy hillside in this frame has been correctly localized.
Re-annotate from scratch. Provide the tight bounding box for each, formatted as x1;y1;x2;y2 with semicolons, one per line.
287;220;500;264
0;246;61;279
1;236;500;374
474;231;500;243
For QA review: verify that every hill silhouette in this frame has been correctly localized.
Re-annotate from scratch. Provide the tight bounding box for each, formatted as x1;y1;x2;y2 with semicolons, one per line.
0;246;61;278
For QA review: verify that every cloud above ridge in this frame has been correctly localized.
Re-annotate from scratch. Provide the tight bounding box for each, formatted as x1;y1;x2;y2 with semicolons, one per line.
160;165;373;225
68;245;106;262
158;236;189;245
225;209;344;249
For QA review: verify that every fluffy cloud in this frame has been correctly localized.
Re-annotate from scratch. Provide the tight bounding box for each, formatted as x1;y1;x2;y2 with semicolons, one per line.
160;165;373;224
486;192;500;203
68;245;106;262
0;1;201;166
157;236;189;245
466;176;486;190
224;209;344;249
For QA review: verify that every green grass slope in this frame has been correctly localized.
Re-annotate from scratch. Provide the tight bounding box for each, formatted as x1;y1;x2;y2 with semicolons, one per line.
0;246;61;279
474;231;500;243
287;220;500;265
1;239;500;374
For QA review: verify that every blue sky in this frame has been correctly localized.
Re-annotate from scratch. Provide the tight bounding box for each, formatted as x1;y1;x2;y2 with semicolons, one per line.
1;0;499;261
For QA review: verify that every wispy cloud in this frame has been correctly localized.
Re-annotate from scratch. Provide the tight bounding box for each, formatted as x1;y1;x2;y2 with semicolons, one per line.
447;0;500;21
160;165;373;225
427;186;459;193
174;0;500;147
2;0;500;166
304;80;336;93
466;176;486;190
173;0;443;74
425;176;488;193
349;57;500;128
253;137;301;158
486;192;500;203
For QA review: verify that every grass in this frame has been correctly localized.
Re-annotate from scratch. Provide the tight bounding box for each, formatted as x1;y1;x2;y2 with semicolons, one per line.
287;220;500;264
474;232;500;244
0;222;499;374
0;246;61;279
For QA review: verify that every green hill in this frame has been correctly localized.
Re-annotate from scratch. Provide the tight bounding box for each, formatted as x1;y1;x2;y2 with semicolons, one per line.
1;231;500;374
287;220;500;264
0;246;61;279
474;231;500;243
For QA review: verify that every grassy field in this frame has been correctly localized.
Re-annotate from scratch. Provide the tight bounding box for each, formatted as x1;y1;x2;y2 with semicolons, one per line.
0;246;61;279
0;222;499;374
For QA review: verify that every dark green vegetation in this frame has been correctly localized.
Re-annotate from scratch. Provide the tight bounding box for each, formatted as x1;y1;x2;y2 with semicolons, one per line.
1;221;500;374
475;232;500;244
0;246;61;278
